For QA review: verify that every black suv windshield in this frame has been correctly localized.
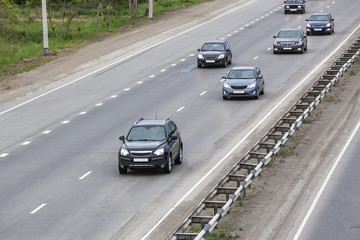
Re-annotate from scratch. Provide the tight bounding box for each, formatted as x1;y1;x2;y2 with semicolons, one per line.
201;43;225;51
228;69;255;79
278;30;301;38
127;126;166;141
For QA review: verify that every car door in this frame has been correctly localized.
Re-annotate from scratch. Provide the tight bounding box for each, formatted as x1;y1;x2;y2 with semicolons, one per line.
225;41;232;61
256;68;264;91
166;121;179;160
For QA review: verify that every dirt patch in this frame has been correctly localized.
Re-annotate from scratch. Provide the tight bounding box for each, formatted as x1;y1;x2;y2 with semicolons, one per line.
210;60;360;239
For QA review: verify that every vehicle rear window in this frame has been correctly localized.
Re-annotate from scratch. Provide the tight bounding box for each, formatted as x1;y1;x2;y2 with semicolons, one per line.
127;126;166;141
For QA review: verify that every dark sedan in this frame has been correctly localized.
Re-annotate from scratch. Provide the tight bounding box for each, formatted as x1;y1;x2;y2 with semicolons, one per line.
273;29;307;54
197;40;232;68
306;13;334;35
222;66;264;100
284;0;306;14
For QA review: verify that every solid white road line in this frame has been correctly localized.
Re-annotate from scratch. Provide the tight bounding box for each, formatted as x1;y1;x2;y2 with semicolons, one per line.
30;203;46;214
293;119;360;240
79;171;92;180
141;22;360;240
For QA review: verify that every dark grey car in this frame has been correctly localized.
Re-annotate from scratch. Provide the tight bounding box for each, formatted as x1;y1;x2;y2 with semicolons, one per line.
284;0;306;14
197;40;232;68
273;29;308;54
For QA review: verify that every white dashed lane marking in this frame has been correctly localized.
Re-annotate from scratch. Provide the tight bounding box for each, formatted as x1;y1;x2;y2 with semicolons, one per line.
30;203;46;214
177;107;185;112
149;75;155;78
95;103;103;107
22;141;31;146
124;88;131;91
0;153;9;158
253;56;259;60
62;120;70;124
42;130;52;134
79;171;92;180
110;95;117;98
79;112;87;115
200;91;207;96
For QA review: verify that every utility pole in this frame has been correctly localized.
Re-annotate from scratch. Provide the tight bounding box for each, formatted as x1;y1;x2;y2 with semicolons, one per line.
41;0;49;54
149;0;153;19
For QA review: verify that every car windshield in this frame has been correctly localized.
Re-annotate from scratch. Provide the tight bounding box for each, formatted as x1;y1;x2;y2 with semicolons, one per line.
127;126;166;141
309;15;330;21
277;30;301;38
285;0;303;3
201;43;225;51
228;69;256;79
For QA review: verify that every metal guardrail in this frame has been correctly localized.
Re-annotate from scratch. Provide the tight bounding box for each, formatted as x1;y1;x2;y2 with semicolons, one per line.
170;37;360;240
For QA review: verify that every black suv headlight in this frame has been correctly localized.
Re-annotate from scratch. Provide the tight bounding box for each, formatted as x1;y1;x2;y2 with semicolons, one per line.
295;41;303;46
120;148;130;156
154;148;164;156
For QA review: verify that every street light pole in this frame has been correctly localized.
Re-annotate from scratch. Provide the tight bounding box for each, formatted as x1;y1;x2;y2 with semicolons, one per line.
149;0;153;19
41;0;49;54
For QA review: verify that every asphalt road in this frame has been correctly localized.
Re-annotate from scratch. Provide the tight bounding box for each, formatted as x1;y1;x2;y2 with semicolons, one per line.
293;120;360;240
0;0;360;240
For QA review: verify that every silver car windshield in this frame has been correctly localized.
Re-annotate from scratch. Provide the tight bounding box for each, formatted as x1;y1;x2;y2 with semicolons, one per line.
277;30;301;38
201;43;225;51
228;70;255;79
127;126;166;141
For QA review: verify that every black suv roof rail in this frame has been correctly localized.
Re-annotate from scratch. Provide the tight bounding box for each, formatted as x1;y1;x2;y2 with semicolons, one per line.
134;118;144;125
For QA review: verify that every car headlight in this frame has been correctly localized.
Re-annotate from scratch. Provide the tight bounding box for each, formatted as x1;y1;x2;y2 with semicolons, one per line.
247;83;256;89
154;148;164;156
306;23;311;28
297;5;302;8
198;54;204;60
217;54;225;59
120;148;130;156
325;23;331;28
274;41;280;46
223;83;232;89
286;6;290;8
295;41;303;46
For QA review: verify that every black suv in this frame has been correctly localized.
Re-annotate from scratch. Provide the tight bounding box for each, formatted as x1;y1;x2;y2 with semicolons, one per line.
284;0;306;14
118;118;183;174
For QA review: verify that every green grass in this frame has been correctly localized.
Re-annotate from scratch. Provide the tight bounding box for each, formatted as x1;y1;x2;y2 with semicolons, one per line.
208;231;236;240
0;0;207;79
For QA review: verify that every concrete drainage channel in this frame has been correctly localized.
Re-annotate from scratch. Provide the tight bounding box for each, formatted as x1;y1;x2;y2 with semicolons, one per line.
169;37;360;240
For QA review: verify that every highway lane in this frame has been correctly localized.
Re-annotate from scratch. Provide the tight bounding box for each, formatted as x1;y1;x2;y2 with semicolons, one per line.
0;0;360;239
293;120;360;240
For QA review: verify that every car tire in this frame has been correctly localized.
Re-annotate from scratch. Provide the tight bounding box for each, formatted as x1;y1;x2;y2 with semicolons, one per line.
284;10;287;14
197;63;202;68
223;95;228;100
228;57;232;65
163;154;172;174
119;165;128;174
273;50;278;54
260;83;265;95
223;59;227;68
174;146;183;165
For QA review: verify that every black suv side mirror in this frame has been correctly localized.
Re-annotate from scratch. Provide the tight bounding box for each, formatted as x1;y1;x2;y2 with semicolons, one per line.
171;135;178;141
119;136;125;142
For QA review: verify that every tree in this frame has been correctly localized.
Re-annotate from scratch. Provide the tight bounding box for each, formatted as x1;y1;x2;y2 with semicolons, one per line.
0;0;16;22
128;0;137;18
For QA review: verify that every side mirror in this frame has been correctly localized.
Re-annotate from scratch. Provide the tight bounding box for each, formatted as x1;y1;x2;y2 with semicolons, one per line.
222;75;227;79
258;74;263;79
119;136;125;142
197;48;200;52
284;1;286;3
331;19;334;21
304;35;307;38
305;19;309;21
273;36;277;38
171;135;178;141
